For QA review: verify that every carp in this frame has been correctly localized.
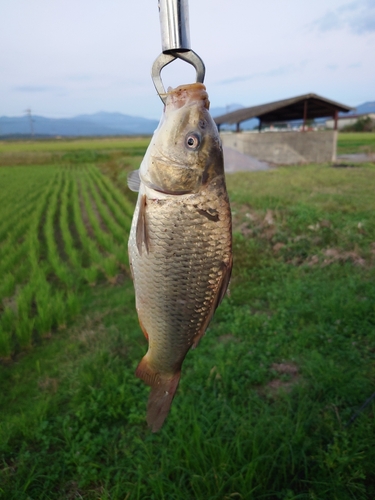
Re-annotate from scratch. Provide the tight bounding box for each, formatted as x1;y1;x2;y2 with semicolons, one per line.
128;82;232;432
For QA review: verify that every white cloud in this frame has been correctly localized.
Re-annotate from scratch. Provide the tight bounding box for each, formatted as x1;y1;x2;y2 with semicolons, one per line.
311;0;375;34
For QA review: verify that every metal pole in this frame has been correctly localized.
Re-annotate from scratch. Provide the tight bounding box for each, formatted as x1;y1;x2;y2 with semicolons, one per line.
25;108;34;137
158;0;191;53
152;0;205;102
334;110;338;131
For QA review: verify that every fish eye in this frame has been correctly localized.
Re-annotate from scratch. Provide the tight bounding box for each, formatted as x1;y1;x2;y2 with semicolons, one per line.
185;133;201;150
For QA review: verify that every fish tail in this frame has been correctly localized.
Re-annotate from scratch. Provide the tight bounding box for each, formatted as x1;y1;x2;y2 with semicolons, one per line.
136;356;181;432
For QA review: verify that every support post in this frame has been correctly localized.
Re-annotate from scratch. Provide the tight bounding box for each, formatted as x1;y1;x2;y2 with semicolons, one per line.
334;110;338;131
236;122;240;133
258;119;262;132
302;100;308;132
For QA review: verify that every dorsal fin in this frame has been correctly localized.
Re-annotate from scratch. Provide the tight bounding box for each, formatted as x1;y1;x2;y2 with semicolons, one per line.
127;169;141;192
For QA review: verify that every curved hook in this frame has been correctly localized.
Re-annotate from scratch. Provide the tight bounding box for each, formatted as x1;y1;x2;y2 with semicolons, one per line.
151;49;206;103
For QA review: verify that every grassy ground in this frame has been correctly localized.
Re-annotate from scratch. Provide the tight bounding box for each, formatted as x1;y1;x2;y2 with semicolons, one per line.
0;137;151;153
0;136;375;499
337;132;375;155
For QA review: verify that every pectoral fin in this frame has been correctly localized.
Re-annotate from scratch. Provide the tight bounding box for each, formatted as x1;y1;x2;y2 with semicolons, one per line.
127;169;141;192
136;194;150;255
217;254;233;307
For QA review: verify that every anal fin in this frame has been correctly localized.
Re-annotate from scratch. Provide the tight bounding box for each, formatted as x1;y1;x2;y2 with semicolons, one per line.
127;169;141;192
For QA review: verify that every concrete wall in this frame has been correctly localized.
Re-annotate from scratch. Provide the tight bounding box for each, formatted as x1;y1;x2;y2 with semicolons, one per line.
221;130;338;164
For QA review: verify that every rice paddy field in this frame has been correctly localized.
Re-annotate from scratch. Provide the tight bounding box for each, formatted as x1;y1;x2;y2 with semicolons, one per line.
0;133;375;499
337;132;375;155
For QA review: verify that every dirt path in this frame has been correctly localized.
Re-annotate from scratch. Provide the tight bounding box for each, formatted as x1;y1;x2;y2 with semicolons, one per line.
223;147;270;173
336;153;375;163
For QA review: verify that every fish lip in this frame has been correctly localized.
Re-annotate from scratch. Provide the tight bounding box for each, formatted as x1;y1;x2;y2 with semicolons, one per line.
166;83;209;111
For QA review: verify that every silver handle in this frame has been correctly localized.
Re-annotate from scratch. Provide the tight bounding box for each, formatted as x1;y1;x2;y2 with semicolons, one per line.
153;0;205;103
158;0;191;53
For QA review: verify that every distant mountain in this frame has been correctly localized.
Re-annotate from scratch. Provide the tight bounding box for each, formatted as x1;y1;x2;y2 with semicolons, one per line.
339;101;375;117
0;112;159;137
71;112;159;134
351;101;375;115
210;103;244;118
2;100;372;138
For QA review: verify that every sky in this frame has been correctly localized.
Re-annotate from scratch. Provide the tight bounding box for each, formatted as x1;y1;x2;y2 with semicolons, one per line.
1;0;374;120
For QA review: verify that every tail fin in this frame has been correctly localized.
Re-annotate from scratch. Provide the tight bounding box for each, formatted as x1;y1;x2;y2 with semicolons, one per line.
136;356;181;432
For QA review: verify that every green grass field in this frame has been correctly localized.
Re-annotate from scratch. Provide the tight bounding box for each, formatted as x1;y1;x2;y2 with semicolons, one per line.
337;132;375;155
0;134;375;499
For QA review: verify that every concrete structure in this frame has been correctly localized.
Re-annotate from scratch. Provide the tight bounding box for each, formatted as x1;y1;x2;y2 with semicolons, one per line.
221;130;338;165
215;93;351;165
326;113;375;130
215;93;352;132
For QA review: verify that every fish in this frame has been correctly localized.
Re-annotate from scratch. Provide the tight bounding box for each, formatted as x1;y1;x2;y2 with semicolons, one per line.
128;82;232;432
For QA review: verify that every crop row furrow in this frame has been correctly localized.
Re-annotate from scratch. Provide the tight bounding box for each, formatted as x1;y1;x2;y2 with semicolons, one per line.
0;161;136;359
86;168;132;233
59;174;83;269
0;242;29;280
88;166;135;218
85;173;127;245
0;187;47;248
0;172;68;357
0;260;29;305
44;172;76;288
70;175;102;285
80;177;114;252
0;270;80;356
0;173;60;267
0;211;38;261
79;176;128;276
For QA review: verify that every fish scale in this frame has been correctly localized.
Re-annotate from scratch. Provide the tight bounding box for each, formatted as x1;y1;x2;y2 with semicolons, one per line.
130;191;230;365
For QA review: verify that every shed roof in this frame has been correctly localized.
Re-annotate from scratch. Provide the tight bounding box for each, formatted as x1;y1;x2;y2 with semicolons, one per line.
214;93;353;125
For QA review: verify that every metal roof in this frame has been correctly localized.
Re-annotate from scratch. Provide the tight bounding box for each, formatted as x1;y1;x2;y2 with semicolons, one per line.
214;93;353;125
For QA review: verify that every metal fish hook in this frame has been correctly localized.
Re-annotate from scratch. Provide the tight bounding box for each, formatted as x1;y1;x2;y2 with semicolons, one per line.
151;50;205;104
152;0;205;103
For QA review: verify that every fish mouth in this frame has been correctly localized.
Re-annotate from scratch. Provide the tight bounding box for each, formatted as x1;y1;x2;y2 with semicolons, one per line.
166;83;210;111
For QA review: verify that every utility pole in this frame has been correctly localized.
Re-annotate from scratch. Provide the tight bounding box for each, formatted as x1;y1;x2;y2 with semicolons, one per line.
25;108;34;137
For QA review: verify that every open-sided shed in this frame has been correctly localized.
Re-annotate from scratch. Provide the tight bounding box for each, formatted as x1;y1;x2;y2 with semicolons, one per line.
214;94;352;164
214;93;352;131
